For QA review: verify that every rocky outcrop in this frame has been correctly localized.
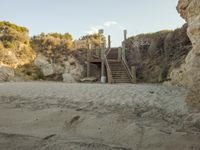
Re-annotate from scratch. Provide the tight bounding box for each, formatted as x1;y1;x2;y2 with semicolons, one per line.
124;25;191;83
62;72;76;83
34;53;54;76
31;33;87;82
0;22;36;68
176;0;200;108
0;66;14;82
0;22;37;81
34;53;84;82
80;77;97;82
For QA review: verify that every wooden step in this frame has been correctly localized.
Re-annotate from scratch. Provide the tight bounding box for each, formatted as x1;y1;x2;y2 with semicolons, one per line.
112;75;128;77
113;79;130;81
113;75;129;78
113;77;129;79
106;53;132;83
114;81;130;83
112;76;129;78
112;72;128;74
114;79;130;81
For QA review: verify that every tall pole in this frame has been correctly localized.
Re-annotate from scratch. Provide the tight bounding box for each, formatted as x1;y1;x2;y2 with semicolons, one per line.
99;29;106;83
124;30;127;41
122;30;127;58
108;35;111;49
87;43;91;77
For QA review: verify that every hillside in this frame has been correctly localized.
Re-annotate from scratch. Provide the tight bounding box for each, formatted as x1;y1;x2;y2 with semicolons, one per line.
0;22;103;82
30;33;102;81
0;22;36;68
0;21;193;84
124;24;191;83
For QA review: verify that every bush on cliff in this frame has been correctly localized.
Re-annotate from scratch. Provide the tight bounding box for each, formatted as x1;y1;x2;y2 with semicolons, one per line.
0;21;36;68
124;24;191;83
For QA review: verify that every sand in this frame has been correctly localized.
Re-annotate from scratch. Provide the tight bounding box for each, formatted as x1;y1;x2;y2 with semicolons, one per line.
0;82;199;150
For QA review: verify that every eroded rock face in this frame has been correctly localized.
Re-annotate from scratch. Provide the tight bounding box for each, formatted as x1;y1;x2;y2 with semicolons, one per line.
62;72;76;83
34;53;84;82
34;53;54;76
176;0;200;108
124;24;191;83
0;22;36;68
0;66;14;82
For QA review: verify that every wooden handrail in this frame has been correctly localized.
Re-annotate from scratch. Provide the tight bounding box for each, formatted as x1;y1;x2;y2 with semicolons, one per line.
104;54;113;83
105;48;112;56
121;55;134;81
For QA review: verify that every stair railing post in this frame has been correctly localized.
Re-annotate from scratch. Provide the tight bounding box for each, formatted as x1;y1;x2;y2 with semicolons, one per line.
118;47;122;61
99;29;106;83
87;43;91;77
122;42;126;59
122;30;127;59
124;29;127;41
108;35;111;49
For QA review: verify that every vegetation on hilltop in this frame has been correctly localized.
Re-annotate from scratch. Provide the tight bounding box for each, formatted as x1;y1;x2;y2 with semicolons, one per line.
0;21;28;33
0;21;35;68
31;32;74;64
80;33;106;48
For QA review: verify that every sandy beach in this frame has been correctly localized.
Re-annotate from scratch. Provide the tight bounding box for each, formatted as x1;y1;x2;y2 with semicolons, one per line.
0;82;199;150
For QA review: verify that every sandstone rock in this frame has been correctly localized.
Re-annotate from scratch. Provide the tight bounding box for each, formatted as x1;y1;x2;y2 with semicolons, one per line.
0;22;36;69
62;72;76;83
70;62;84;81
176;0;200;109
183;113;200;131
68;56;76;64
186;81;200;109
34;53;54;76
0;66;14;82
170;65;187;86
34;53;85;81
124;24;191;83
80;77;97;82
53;64;65;75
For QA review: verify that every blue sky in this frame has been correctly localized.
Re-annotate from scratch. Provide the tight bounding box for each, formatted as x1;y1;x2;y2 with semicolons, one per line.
1;0;185;46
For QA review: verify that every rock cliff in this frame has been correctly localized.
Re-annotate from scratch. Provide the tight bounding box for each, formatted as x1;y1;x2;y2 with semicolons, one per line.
0;22;36;68
31;33;86;82
176;0;200;108
0;22;38;81
124;24;191;83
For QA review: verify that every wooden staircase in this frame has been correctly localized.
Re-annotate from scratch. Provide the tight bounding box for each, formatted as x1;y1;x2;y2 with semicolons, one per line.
105;48;133;84
109;61;131;83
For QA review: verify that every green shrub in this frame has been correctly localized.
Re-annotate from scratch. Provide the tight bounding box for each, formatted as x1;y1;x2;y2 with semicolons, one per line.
3;41;13;48
0;21;28;33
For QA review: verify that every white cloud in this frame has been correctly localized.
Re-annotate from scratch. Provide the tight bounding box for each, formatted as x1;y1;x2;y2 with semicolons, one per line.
85;21;125;35
85;25;103;34
103;21;117;27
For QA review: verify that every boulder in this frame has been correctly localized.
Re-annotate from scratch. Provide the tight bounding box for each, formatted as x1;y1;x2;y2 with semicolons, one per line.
80;77;97;82
183;113;200;131
34;53;54;76
186;81;200;109
34;53;85;82
0;66;14;82
70;62;84;81
62;72;76;83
